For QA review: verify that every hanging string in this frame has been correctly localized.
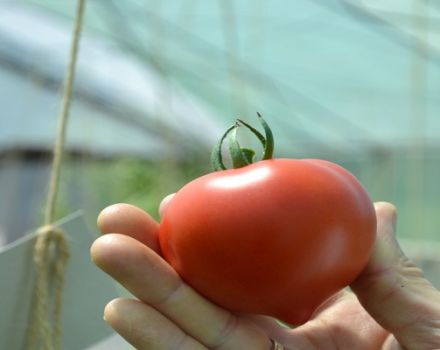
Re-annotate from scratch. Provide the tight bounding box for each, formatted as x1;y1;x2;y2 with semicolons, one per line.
27;1;86;349
45;0;86;226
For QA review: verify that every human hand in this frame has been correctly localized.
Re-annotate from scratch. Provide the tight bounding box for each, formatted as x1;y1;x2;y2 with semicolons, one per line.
91;199;440;349
351;202;440;349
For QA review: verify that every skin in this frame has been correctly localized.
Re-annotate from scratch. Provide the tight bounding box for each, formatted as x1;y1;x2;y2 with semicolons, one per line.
91;199;440;349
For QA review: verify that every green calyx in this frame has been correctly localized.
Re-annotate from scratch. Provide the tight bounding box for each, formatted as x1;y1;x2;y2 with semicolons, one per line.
211;113;274;171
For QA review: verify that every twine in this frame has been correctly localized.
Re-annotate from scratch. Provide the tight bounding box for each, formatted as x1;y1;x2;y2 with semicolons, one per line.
27;226;70;350
44;0;86;226
27;0;86;349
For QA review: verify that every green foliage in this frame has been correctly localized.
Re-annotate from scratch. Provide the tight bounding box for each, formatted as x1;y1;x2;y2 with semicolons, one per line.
55;155;210;230
110;157;209;220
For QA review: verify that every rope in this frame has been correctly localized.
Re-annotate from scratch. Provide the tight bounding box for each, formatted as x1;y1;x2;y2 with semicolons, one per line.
45;0;86;226
27;226;70;350
27;1;86;349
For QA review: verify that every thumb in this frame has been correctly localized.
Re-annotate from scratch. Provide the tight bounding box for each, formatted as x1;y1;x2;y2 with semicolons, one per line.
351;202;440;349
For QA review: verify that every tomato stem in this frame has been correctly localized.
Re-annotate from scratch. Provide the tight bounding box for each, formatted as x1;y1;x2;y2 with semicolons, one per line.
211;113;274;171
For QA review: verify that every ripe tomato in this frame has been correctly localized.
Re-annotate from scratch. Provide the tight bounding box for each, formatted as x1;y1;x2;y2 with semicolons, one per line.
159;116;376;324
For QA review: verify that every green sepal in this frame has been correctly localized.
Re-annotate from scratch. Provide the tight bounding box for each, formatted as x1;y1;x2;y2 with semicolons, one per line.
236;119;266;149
210;113;274;171
228;126;250;168
241;148;255;164
257;112;274;160
210;124;237;171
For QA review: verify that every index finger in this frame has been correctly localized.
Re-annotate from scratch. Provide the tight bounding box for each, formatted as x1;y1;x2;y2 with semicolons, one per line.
97;203;160;253
91;234;273;350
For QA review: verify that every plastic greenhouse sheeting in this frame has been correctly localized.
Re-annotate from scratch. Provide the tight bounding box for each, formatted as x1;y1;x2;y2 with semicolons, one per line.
0;3;221;158
17;0;439;154
1;2;439;243
0;3;439;347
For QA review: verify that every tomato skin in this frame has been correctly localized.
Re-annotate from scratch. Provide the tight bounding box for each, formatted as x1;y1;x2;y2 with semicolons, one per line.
159;159;376;324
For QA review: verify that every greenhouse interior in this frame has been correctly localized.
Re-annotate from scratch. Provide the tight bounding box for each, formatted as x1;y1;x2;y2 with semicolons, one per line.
1;1;439;349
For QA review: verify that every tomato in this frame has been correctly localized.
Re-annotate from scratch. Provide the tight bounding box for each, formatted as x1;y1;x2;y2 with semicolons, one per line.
159;116;376;324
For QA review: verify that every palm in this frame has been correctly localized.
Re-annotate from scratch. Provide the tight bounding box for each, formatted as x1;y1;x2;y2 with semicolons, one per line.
259;291;390;349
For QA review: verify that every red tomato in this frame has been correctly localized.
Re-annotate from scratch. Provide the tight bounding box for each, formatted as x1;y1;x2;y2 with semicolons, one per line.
159;158;376;324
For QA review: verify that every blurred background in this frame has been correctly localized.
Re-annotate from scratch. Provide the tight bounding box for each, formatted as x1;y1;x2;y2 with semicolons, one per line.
0;0;439;320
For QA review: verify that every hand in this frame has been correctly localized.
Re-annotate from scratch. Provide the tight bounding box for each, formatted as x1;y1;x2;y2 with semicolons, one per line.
91;200;440;349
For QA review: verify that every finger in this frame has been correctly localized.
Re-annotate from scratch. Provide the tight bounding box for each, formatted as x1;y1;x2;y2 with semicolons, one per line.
91;234;272;350
159;193;175;218
104;298;207;350
97;203;160;253
351;202;440;348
